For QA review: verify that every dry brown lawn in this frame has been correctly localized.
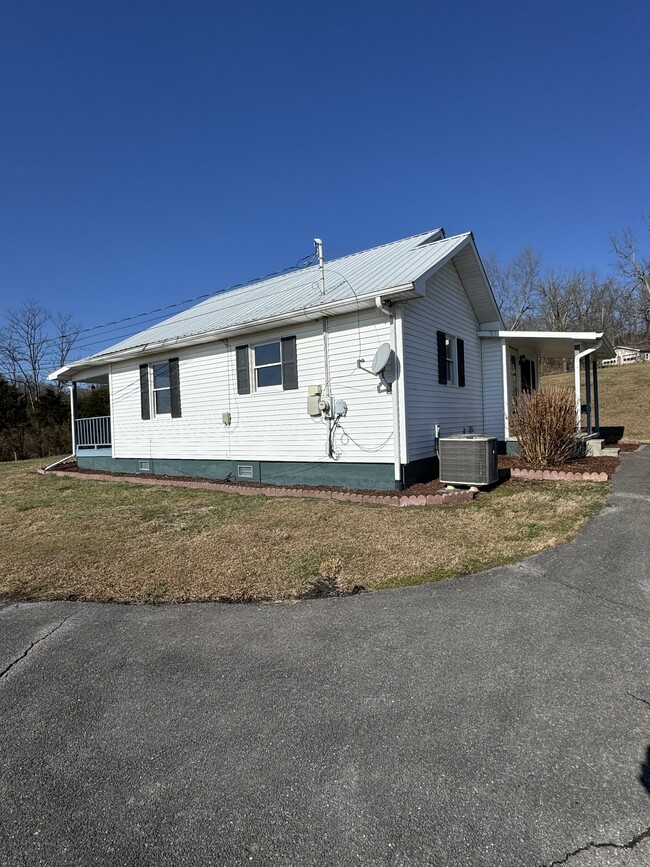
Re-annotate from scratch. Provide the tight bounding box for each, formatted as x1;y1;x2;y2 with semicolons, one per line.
0;459;609;603
543;362;650;441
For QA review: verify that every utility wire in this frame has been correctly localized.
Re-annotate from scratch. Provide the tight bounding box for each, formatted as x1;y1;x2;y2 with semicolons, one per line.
37;249;319;353
66;258;367;360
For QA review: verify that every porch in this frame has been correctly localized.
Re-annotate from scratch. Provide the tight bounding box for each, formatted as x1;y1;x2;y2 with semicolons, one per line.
75;416;112;452
478;330;614;450
68;371;112;456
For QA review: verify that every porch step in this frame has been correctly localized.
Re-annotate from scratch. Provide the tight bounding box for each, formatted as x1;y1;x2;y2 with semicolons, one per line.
585;438;604;457
601;447;620;457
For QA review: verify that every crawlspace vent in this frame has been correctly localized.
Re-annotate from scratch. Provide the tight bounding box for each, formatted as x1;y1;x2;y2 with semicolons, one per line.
237;465;254;479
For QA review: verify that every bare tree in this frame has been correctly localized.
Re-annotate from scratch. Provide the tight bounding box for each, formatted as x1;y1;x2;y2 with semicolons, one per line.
484;247;542;329
0;302;80;408
611;218;650;331
50;312;81;393
0;302;51;409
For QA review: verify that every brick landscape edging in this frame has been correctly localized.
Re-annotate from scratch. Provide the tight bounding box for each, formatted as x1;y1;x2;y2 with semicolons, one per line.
510;468;609;482
38;468;476;508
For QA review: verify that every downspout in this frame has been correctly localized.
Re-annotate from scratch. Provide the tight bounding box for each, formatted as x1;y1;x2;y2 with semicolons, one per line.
316;239;333;457
573;340;603;431
44;381;76;471
322;316;332;457
375;297;403;489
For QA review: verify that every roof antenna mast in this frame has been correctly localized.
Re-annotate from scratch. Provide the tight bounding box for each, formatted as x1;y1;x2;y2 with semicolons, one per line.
314;238;325;296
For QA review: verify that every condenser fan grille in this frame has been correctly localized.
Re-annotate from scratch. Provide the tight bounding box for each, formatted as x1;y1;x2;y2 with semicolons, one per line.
438;435;498;486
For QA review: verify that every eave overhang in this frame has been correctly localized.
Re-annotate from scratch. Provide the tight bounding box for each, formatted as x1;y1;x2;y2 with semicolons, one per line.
49;281;419;382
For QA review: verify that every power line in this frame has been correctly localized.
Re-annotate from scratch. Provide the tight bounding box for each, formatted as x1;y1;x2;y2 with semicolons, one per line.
33;249;320;355
65;256;370;361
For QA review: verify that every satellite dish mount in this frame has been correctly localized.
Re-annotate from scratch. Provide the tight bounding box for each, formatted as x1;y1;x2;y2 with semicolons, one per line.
357;342;396;393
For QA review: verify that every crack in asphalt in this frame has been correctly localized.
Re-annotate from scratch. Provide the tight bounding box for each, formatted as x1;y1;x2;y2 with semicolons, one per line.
542;826;650;866
528;570;650;618
0;617;72;683
627;691;650;710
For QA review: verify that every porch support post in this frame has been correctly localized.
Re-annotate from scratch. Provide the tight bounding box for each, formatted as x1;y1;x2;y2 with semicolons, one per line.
501;339;510;439
592;361;600;432
574;342;582;432
69;382;77;454
584;356;592;434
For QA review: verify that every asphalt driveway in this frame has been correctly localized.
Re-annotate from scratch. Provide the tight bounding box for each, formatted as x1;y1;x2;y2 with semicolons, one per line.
1;447;649;866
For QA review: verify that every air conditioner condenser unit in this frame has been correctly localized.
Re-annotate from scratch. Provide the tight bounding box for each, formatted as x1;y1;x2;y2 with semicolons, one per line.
438;434;498;487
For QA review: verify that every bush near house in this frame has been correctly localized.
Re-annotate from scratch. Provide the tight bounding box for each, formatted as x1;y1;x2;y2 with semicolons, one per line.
511;388;577;469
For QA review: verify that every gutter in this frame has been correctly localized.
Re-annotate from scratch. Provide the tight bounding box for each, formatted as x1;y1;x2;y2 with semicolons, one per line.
49;282;419;382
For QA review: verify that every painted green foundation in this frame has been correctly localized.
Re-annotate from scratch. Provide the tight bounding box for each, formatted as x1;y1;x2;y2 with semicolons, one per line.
402;456;439;487
76;455;401;490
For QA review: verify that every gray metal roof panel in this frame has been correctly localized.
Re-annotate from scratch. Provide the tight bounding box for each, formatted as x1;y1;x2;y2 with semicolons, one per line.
78;229;472;361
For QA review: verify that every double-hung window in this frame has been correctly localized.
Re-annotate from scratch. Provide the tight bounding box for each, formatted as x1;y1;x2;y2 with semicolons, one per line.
445;336;456;384
235;336;298;394
153;362;172;414
139;357;182;419
254;341;283;388
437;331;465;387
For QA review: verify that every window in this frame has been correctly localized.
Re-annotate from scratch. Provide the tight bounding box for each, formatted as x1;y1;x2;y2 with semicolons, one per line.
139;358;182;419
153;362;172;414
510;353;519;400
254;341;282;388
236;336;298;394
437;331;465;387
445;336;456;384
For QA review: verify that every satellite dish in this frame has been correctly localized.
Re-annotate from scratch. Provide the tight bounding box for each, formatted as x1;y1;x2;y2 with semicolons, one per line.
371;343;393;375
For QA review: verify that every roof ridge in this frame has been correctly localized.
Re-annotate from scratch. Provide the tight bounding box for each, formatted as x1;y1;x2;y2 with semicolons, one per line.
176;228;449;310
326;228;444;266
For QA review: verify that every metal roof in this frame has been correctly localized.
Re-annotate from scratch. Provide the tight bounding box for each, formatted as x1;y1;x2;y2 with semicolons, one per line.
479;330;614;360
51;228;504;380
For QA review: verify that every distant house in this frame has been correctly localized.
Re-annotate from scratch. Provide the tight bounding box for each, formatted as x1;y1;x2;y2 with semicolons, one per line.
600;345;650;367
50;229;612;490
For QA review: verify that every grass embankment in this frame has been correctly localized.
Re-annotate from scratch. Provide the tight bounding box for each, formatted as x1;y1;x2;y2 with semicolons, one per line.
544;362;650;441
0;459;608;603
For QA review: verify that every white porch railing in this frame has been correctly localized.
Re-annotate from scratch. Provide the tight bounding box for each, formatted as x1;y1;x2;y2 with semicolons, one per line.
76;416;111;449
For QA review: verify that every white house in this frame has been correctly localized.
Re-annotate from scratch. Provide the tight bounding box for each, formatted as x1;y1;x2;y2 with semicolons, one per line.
49;229;612;490
601;345;650;367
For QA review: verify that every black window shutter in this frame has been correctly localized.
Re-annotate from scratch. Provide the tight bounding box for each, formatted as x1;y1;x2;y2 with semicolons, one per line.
139;364;150;420
281;336;298;390
437;331;447;385
236;345;250;394
169;357;182;417
457;339;465;388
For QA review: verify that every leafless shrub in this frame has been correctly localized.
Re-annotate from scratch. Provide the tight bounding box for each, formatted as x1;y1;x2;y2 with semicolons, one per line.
511;388;577;468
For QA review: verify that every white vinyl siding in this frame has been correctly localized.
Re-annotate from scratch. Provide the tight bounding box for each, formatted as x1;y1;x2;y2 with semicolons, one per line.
481;338;505;440
401;262;485;460
109;310;394;464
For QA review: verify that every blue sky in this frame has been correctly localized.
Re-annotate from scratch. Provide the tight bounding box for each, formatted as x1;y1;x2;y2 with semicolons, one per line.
1;0;648;352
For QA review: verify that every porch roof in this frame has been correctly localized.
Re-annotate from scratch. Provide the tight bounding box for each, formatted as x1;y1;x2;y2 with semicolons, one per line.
478;330;614;360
